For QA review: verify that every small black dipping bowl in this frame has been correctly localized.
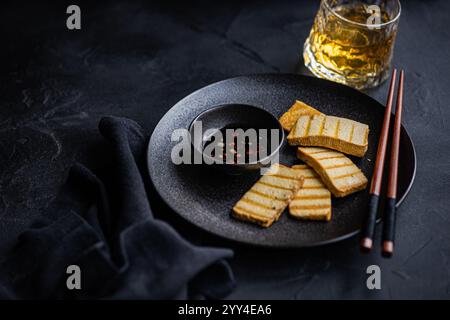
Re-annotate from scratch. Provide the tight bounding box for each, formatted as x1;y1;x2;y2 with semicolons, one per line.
188;104;284;174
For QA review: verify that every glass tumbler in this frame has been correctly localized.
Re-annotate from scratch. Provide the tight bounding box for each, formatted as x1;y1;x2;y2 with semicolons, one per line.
303;0;401;89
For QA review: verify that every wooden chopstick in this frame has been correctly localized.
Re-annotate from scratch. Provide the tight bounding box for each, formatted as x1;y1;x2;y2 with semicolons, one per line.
360;69;397;252
382;70;404;257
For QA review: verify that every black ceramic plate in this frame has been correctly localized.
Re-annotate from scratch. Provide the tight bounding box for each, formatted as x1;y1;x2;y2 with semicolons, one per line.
147;74;416;248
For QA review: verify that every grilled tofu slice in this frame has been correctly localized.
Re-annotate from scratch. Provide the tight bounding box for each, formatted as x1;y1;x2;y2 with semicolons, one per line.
297;147;368;197
232;164;304;227
289;164;332;221
287;114;369;157
279;100;323;132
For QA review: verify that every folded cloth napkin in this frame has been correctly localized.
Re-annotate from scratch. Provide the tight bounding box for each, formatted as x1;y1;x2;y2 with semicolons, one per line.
0;116;235;299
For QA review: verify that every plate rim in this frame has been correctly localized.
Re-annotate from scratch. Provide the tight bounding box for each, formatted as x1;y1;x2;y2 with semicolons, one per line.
147;73;417;248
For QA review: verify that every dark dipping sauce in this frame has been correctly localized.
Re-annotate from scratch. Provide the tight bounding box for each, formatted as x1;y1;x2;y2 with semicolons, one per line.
203;125;277;164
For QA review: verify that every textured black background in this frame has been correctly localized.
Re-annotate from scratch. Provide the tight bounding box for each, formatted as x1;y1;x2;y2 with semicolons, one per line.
0;0;449;299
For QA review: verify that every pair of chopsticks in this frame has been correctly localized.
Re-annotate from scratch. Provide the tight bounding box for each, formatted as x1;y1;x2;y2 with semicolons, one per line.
360;69;404;257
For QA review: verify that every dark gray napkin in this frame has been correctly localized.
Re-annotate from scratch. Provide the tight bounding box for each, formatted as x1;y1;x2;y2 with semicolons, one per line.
0;116;235;299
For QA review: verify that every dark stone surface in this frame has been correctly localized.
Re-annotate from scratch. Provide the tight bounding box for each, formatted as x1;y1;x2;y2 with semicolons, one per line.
0;0;449;299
